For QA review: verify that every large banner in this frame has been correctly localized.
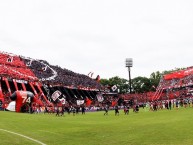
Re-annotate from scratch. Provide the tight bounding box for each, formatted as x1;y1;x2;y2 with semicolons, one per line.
164;68;193;80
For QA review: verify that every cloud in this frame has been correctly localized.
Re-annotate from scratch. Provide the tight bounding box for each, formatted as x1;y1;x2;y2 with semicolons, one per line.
0;0;193;79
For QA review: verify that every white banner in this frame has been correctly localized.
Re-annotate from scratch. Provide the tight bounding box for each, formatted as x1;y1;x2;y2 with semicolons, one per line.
15;79;28;84
77;100;84;105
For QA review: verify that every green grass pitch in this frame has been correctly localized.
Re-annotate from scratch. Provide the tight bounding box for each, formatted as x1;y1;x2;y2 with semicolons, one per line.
1;108;193;145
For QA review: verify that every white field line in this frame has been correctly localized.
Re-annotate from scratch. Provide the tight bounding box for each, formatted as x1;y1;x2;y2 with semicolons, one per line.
0;129;46;145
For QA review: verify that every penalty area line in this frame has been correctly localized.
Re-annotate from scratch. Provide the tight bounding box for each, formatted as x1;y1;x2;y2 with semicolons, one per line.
0;129;46;145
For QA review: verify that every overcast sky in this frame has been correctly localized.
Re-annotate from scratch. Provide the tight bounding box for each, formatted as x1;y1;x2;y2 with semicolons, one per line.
0;0;193;80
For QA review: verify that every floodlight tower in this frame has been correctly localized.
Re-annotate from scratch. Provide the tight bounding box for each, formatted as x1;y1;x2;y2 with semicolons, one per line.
125;58;133;93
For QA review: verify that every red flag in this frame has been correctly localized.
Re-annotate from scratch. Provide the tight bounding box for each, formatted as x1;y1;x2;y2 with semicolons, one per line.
111;100;117;107
86;98;92;106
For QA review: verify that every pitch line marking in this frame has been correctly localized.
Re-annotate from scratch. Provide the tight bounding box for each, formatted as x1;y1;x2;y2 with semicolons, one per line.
0;129;46;145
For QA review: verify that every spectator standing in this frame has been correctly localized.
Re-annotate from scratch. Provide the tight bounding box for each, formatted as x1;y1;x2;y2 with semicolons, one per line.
115;105;119;116
169;100;172;110
56;107;60;116
104;105;109;115
81;106;85;115
124;105;129;115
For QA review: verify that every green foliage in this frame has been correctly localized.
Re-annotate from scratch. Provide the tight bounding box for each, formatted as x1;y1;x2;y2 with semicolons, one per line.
132;76;151;93
1;108;193;145
149;71;162;91
100;78;110;86
100;76;129;93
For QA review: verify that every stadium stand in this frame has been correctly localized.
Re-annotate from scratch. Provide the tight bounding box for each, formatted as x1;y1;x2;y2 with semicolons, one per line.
0;51;104;112
152;67;193;101
2;51;192;113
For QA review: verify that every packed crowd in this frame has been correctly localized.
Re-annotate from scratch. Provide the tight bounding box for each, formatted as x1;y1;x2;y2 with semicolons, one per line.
0;53;37;80
158;73;193;90
21;57;102;89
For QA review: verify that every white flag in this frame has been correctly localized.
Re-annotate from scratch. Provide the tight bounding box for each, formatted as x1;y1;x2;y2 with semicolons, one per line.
59;98;66;104
77;100;84;105
6;101;16;111
51;90;62;101
111;85;117;92
97;94;104;102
